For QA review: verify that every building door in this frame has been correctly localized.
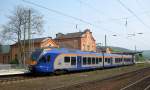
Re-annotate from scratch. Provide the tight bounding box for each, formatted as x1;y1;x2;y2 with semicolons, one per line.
77;56;82;68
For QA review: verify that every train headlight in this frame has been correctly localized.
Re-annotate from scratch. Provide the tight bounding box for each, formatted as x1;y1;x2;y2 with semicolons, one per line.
30;60;37;65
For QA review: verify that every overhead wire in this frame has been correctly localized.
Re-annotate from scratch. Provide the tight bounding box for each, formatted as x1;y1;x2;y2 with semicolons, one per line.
76;0;125;26
23;0;149;49
22;0;92;25
135;0;150;19
117;0;150;32
22;0;118;34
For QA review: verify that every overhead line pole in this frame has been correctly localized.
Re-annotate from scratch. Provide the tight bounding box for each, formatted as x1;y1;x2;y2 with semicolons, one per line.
105;34;107;52
28;9;31;65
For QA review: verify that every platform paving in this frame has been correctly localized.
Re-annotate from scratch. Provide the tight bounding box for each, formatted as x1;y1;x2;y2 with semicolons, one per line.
0;69;29;76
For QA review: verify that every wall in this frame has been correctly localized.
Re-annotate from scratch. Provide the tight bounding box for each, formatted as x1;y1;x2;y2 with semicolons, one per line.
81;31;96;52
55;38;81;50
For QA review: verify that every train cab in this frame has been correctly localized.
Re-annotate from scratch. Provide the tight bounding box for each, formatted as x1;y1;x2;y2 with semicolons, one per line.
29;48;55;73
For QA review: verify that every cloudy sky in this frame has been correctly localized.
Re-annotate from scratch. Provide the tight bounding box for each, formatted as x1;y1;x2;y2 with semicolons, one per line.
0;0;150;50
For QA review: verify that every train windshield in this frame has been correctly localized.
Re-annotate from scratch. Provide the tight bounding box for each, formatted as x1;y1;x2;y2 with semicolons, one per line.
31;50;43;61
38;55;51;63
39;56;47;63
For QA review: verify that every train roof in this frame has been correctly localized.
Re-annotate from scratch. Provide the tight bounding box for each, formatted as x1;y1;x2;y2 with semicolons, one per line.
36;48;124;57
44;48;101;55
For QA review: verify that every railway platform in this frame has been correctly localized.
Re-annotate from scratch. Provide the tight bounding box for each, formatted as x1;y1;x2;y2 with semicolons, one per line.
0;64;29;76
0;69;29;76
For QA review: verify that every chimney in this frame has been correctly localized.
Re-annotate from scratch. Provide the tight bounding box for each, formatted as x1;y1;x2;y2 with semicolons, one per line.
56;33;63;38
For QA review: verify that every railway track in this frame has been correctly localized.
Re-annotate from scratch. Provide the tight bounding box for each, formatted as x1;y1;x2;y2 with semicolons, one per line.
0;66;150;90
0;74;46;84
120;75;150;90
51;67;150;90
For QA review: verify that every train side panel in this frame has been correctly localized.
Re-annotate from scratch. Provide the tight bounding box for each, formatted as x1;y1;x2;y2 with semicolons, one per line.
54;54;104;71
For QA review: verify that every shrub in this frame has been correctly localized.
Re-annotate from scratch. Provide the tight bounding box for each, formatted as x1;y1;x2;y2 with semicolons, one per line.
10;59;19;64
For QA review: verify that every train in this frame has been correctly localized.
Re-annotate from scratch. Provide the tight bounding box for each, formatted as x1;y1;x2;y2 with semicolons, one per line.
28;47;135;74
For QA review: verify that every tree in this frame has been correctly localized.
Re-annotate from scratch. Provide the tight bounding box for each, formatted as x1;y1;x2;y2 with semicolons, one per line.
2;6;44;65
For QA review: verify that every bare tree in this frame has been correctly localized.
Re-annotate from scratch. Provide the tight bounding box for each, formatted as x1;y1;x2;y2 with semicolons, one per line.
2;6;44;65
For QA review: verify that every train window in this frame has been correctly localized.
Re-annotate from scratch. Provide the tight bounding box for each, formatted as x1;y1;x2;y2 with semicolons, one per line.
124;58;126;62
96;58;99;64
39;56;46;63
88;57;91;64
99;58;102;62
64;57;70;63
92;57;95;64
71;57;76;65
47;55;51;62
115;58;120;63
105;58;107;62
115;58;117;63
107;58;111;63
121;58;122;62
83;57;87;65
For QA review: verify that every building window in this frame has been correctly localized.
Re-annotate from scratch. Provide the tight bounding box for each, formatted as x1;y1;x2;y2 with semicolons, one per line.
3;56;5;64
87;45;90;51
83;44;85;51
64;57;70;63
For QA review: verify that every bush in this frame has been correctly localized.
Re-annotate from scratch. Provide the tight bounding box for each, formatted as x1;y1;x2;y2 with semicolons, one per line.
10;59;19;64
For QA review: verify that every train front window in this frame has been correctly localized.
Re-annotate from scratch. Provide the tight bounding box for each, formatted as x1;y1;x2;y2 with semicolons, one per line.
31;49;43;61
39;56;46;63
47;55;51;62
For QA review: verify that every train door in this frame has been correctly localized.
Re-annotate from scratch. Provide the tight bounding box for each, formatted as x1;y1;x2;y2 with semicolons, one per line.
77;56;82;69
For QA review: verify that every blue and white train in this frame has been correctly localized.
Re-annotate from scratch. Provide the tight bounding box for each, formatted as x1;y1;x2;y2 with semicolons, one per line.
29;47;135;74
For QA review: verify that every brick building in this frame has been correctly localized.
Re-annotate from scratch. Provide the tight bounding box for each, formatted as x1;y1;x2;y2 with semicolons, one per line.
0;37;59;64
55;29;96;52
0;45;10;64
10;37;59;63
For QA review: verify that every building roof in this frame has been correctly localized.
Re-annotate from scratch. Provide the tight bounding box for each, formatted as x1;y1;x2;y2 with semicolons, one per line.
12;37;52;45
55;29;91;39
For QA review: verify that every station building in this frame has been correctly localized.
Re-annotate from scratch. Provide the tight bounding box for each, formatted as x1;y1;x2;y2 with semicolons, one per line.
0;37;59;64
55;29;96;52
0;29;97;64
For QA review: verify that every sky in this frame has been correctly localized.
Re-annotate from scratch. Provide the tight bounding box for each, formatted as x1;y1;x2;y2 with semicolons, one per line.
0;0;150;50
